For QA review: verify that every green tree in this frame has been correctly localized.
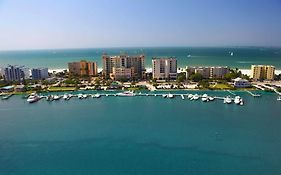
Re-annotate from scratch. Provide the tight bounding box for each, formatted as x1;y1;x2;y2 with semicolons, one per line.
177;72;186;83
189;73;203;82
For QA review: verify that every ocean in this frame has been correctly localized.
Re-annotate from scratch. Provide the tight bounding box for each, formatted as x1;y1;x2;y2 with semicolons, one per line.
0;90;281;175
0;47;281;70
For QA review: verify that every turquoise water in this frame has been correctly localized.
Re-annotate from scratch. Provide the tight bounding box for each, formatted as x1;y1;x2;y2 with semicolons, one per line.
0;47;281;69
0;91;281;175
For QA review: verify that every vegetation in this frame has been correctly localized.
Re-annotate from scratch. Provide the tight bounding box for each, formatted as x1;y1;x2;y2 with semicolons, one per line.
211;83;233;90
177;72;186;83
189;73;203;82
48;86;76;92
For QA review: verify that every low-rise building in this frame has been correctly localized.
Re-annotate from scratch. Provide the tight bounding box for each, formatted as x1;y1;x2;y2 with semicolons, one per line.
0;85;14;93
233;78;251;88
15;85;26;92
186;66;229;79
152;57;177;80
110;67;134;80
251;65;275;81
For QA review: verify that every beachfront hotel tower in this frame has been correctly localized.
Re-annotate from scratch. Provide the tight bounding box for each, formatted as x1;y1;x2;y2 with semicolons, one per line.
152;57;177;80
102;54;145;80
250;65;275;81
3;65;29;82
68;60;98;76
31;68;49;80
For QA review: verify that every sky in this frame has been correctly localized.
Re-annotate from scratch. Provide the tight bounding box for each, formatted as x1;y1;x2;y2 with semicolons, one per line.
0;0;281;50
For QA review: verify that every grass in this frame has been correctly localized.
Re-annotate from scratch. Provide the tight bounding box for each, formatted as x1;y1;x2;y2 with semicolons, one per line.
210;83;233;90
48;87;76;92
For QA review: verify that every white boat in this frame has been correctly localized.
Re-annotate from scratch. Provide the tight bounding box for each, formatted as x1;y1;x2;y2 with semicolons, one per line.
117;91;135;97
53;95;61;100
208;96;215;101
240;99;244;106
277;96;281;101
167;93;174;98
63;94;69;100
92;94;101;98
82;94;88;98
77;94;83;99
234;96;241;105
188;94;193;99
162;94;167;98
224;96;232;104
27;94;41;103
193;94;199;100
201;94;208;102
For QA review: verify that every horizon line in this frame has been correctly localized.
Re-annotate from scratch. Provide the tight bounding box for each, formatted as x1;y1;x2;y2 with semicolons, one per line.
1;45;281;52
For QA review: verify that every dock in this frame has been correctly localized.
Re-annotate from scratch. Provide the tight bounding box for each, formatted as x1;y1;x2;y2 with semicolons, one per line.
227;90;236;96
245;90;261;97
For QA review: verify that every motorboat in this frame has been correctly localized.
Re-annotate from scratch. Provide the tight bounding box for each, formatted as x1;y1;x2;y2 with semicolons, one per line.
167;93;174;98
27;94;41;103
82;94;88;99
208;96;215;101
92;94;101;98
277;96;281;101
201;94;208;102
117;91;135;97
187;94;193;99
234;96;241;105
46;95;54;101
162;94;167;98
63;94;69;100
193;94;199;100
77;94;83;99
224;96;232;104
53;95;61;100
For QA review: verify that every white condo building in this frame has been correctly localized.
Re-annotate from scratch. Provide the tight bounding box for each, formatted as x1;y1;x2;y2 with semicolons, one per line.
152;57;177;80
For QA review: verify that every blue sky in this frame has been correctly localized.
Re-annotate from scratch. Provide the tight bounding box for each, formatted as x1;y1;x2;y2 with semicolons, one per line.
0;0;281;50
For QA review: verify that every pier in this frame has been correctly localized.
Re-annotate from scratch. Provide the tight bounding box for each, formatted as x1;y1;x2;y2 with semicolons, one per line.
227;90;236;96
245;90;261;97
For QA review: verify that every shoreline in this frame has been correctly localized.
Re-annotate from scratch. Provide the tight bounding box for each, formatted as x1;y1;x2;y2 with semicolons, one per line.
48;68;281;76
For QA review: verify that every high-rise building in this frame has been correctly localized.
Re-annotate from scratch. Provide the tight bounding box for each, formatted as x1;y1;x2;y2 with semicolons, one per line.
3;65;29;82
250;65;275;81
31;68;49;80
68;60;98;76
102;54;145;80
210;67;230;79
152;57;177;80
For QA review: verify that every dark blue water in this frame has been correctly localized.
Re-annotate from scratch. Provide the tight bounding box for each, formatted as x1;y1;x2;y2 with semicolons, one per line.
0;47;281;69
0;91;281;175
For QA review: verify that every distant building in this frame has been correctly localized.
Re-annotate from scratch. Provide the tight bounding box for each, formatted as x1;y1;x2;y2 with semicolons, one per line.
102;54;145;80
31;68;49;80
186;66;229;79
68;60;98;76
233;78;251;88
210;67;230;79
3;65;29;82
250;65;275;81
152;57;177;80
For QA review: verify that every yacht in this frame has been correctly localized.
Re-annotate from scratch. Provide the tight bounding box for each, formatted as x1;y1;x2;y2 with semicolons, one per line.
277;96;281;101
188;94;193;99
27;94;41;103
162;94;167;98
117;91;135;97
82;94;88;99
46;95;54;101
